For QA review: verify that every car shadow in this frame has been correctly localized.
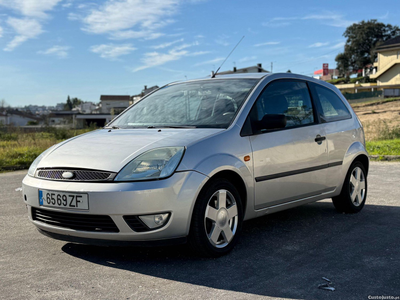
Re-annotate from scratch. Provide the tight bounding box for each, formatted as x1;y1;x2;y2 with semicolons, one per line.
62;201;400;299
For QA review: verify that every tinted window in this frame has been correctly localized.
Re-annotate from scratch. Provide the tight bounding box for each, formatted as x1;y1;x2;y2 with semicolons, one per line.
313;84;351;122
248;80;314;133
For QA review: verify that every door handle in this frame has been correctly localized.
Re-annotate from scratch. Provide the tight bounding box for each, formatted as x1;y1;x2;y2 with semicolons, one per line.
315;135;326;144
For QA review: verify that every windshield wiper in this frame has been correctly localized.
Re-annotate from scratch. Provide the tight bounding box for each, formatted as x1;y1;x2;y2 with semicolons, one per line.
147;125;197;129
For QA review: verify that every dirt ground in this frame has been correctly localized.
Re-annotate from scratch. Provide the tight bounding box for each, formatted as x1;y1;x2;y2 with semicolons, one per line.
351;99;400;140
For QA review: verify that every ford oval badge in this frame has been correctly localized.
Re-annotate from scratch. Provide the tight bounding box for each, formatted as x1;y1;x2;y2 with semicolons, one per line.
62;171;75;179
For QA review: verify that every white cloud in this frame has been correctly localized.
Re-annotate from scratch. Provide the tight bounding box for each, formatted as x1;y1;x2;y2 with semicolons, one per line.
0;0;62;18
238;56;257;63
303;13;355;28
0;0;62;51
0;26;3;37
150;38;184;49
109;30;164;40
330;42;345;50
90;43;137;60
133;42;206;71
38;45;70;58
379;11;389;20
262;13;355;28
308;42;330;48
133;49;187;72
67;12;81;21
187;51;210;56
215;36;230;46
173;41;199;51
254;41;280;47
79;0;180;40
4;17;43;51
262;17;296;27
194;57;224;67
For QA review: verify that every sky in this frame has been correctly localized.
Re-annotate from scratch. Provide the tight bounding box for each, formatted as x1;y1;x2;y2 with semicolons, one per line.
0;0;398;107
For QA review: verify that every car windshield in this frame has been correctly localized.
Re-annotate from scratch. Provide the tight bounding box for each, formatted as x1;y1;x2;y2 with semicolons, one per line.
109;79;258;129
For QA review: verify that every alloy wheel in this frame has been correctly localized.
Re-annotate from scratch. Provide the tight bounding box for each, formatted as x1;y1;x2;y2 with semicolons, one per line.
349;166;366;206
204;189;238;248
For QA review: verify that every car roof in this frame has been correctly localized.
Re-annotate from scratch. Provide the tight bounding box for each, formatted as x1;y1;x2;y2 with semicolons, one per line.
166;72;340;94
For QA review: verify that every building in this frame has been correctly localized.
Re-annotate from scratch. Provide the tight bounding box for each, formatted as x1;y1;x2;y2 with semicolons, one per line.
217;63;269;75
100;95;131;114
72;102;98;114
47;111;79;126
0;109;43;126
313;68;339;81
370;36;400;96
131;85;159;104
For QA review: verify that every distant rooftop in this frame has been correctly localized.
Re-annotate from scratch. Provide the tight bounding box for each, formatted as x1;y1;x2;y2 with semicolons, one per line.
217;63;269;75
376;36;400;51
100;95;130;101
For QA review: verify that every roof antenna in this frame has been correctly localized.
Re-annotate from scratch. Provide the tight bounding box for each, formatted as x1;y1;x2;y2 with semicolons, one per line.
212;35;245;78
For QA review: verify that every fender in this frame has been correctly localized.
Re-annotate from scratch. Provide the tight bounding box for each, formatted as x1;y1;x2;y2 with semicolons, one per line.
336;141;369;195
182;153;255;226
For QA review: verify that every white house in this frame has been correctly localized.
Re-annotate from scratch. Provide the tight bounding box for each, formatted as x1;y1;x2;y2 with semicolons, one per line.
100;95;131;114
0;109;43;126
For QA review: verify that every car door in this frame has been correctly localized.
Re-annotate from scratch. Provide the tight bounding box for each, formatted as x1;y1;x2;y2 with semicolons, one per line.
308;82;355;189
244;79;331;210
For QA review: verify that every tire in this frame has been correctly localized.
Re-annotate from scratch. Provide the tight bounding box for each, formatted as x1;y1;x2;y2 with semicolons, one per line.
332;161;367;213
188;178;243;257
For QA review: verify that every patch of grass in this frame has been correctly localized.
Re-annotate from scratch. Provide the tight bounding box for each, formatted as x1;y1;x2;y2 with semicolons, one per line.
0;127;95;171
351;97;400;108
366;139;400;156
363;119;400;141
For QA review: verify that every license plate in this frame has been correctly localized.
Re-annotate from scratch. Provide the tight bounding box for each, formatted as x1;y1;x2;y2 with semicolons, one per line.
39;190;89;210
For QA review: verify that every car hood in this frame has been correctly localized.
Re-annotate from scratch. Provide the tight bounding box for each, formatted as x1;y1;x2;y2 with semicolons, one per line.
38;128;223;172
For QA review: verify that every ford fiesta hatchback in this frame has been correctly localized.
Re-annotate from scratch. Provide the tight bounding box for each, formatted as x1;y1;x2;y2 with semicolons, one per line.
22;73;369;257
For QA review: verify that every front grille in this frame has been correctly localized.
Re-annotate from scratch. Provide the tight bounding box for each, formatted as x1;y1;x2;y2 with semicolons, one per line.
32;208;119;232
123;215;150;232
36;169;116;182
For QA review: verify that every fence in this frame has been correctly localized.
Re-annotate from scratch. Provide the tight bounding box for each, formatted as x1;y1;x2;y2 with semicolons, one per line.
342;90;383;100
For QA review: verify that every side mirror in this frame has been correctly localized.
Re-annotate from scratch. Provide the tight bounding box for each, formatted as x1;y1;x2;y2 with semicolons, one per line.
255;114;287;131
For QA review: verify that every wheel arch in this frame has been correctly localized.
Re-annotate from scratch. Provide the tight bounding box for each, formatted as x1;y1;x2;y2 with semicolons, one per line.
207;170;248;217
186;164;253;236
352;154;369;175
336;142;369;195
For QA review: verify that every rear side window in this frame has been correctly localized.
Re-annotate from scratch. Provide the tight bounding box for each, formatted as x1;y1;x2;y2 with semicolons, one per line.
249;80;315;131
311;83;351;122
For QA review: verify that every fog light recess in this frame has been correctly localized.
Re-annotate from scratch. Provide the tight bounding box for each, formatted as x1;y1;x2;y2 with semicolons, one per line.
139;213;170;229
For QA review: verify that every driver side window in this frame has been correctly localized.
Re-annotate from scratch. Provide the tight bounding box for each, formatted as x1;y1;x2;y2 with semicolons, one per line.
248;80;315;133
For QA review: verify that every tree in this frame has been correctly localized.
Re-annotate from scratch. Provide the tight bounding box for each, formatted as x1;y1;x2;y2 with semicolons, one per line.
335;20;400;75
0;99;8;108
64;95;72;110
63;96;82;110
71;97;82;107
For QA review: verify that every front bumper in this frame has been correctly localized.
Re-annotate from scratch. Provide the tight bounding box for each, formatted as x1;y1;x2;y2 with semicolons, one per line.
22;171;207;243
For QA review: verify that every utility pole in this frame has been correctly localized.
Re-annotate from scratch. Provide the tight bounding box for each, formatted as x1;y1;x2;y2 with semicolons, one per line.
271;62;273;73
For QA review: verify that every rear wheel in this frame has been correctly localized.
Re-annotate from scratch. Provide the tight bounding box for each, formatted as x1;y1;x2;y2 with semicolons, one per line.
188;178;243;257
332;161;367;213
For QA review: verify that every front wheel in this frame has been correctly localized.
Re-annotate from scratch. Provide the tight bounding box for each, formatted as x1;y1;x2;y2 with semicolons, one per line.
188;178;243;257
332;161;367;213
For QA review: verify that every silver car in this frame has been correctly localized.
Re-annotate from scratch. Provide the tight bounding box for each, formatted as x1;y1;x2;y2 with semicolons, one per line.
22;73;369;257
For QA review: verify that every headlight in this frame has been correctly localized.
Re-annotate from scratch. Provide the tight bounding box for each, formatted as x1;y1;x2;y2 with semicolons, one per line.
28;145;58;177
115;147;185;181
